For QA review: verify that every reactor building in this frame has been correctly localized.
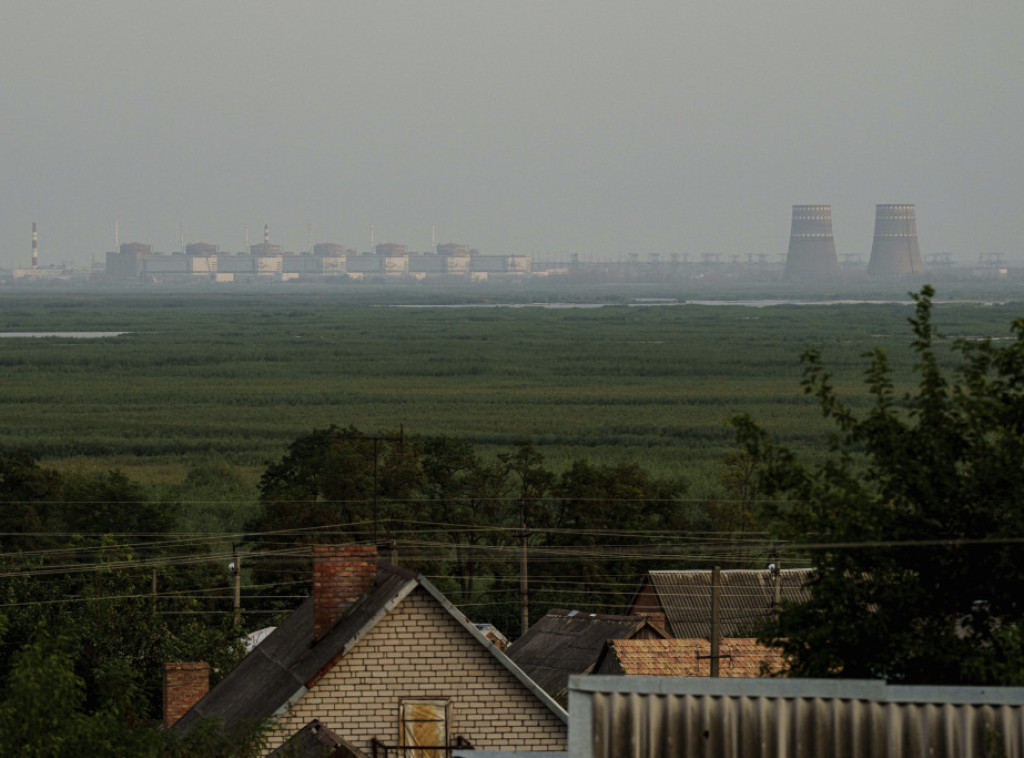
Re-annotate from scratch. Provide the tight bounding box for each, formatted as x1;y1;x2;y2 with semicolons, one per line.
867;204;923;277
783;205;841;280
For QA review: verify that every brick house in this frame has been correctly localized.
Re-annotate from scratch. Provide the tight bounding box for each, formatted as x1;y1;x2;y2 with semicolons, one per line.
168;545;567;756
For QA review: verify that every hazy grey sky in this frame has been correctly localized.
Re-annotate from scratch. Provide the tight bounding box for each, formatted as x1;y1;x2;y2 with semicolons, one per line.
2;1;1022;268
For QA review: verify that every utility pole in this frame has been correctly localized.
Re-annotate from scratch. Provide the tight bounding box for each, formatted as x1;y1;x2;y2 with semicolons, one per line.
232;546;241;624
710;566;721;677
520;509;529;637
771;550;781;622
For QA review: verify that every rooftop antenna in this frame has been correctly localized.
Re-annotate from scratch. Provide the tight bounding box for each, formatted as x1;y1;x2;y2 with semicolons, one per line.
31;222;38;270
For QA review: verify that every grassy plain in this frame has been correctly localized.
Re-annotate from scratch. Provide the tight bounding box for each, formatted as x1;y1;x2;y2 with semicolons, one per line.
1;285;1022;507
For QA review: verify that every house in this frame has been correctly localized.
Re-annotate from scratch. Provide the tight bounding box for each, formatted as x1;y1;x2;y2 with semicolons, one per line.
167;545;567;756
505;609;666;704
593;637;785;678
628;568;812;638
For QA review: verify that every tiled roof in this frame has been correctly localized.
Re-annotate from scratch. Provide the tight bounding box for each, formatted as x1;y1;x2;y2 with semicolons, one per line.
644;569;812;638
506;610;665;701
601;638;785;678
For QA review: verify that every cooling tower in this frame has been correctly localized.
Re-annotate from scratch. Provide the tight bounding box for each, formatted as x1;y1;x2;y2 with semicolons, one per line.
783;205;841;279
867;204;923;276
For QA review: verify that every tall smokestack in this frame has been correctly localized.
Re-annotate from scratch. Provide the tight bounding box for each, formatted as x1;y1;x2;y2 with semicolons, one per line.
31;222;38;270
783;205;841;280
264;223;269;244
867;204;923;277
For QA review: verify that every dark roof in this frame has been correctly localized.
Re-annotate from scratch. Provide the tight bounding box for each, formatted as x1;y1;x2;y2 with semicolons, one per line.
173;564;565;737
641;568;811;638
267;719;361;758
506;609;665;701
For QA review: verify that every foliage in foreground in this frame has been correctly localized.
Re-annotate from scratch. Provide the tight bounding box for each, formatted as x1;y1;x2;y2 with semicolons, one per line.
0;626;266;757
736;286;1024;684
0;454;248;743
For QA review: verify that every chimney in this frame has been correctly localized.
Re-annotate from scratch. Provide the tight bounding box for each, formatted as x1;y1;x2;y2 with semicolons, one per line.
162;662;210;728
313;545;378;640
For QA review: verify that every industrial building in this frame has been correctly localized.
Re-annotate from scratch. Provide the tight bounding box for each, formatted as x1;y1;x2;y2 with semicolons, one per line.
867;203;924;277
783;204;842;280
104;241;531;283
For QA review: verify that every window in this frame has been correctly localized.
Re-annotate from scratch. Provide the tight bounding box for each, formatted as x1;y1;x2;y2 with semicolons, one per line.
399;700;449;758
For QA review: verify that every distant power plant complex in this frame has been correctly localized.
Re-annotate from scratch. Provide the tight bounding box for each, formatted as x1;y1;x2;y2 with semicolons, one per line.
4;205;1015;284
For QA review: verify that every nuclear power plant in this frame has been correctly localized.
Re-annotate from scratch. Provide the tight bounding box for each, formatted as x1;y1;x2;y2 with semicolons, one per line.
867;204;923;277
18;202;1024;286
783;205;841;280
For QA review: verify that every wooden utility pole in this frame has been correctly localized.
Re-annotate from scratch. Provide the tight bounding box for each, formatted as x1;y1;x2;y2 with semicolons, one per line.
520;516;529;637
232;546;241;624
710;565;721;677
772;557;782;621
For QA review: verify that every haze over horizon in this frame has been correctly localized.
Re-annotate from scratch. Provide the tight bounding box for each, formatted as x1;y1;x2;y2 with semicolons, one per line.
2;1;1021;270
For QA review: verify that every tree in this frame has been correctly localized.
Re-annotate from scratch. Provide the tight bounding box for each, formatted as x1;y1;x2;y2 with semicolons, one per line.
254;425;419;545
0;453;245;723
734;286;1024;684
537;460;687;614
0;626;266;756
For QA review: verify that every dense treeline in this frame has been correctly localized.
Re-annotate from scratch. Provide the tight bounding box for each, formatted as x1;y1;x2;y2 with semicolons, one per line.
246;426;723;631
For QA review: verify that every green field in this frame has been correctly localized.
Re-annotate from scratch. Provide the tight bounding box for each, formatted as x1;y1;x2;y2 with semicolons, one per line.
2;286;1022;504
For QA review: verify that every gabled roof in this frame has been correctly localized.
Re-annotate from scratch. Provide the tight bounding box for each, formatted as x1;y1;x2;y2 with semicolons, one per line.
636;568;811;638
596;637;785;678
506;609;666;701
173;563;565;736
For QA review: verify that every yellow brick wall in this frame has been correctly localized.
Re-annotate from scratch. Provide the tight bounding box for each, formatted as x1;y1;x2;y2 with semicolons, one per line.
266;588;567;754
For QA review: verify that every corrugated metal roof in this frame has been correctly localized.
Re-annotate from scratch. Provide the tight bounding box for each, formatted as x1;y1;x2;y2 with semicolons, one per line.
599;638;784;678
506;610;664;702
646;568;811;638
568;676;1024;758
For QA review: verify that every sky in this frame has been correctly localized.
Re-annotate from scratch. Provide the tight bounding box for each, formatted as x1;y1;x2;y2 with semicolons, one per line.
1;1;1022;269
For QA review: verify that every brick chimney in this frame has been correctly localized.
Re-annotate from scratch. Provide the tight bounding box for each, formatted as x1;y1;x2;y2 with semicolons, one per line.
313;545;378;640
162;661;210;728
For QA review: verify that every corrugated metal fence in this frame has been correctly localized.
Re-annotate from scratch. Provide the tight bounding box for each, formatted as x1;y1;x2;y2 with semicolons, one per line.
569;677;1024;758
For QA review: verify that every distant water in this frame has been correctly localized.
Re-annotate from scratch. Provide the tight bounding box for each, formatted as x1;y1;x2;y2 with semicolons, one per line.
0;331;127;338
390;299;914;309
